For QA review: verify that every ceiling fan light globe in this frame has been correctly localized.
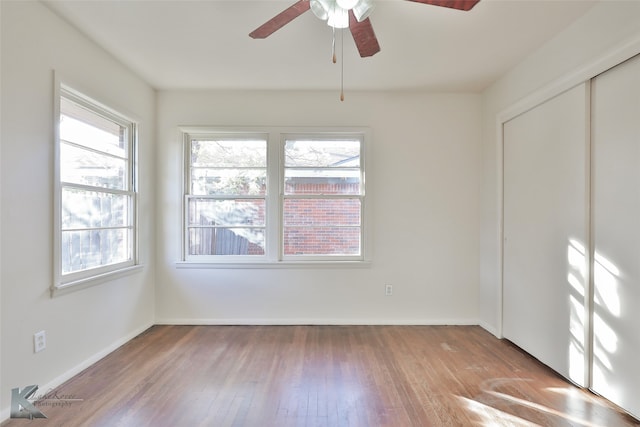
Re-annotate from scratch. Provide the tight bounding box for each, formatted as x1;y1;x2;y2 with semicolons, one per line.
336;0;359;9
353;0;374;22
310;0;329;20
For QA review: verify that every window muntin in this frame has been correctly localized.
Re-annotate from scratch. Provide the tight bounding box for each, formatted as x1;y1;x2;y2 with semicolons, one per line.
56;89;137;286
183;129;366;264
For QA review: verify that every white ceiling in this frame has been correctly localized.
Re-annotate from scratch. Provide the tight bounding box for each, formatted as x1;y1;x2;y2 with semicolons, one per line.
43;0;597;92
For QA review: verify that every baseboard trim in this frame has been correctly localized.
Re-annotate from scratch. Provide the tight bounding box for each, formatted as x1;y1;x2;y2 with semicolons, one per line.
154;318;480;326
0;321;154;423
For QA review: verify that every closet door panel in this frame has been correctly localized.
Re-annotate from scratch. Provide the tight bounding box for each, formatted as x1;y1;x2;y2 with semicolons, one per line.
591;54;640;418
503;83;589;386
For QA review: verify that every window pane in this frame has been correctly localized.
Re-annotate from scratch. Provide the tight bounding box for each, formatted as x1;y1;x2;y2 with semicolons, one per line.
284;199;361;256
284;227;360;255
62;188;129;229
284;168;360;195
284;199;361;226
60;98;127;157
188;227;265;255
192;139;266;167
191;168;266;196
60;142;127;189
285;139;360;167
284;139;361;195
58;91;135;282
188;198;265;226
61;228;131;274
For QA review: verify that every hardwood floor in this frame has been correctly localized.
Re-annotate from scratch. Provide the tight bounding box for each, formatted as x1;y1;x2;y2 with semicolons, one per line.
4;325;639;426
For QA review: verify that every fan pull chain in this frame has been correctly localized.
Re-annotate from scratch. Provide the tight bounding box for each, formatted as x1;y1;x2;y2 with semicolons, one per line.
340;27;344;102
332;26;336;63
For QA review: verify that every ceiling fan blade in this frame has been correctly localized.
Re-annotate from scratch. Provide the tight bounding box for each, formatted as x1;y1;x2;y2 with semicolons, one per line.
348;11;380;58
249;0;311;39
405;0;480;11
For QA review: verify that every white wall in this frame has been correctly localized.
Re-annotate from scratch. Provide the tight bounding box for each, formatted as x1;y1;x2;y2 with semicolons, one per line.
479;0;640;335
0;0;155;417
156;90;481;324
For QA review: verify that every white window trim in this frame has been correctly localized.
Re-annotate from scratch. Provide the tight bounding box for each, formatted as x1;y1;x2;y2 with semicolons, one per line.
182;131;271;264
52;79;140;295
279;132;365;262
178;126;372;267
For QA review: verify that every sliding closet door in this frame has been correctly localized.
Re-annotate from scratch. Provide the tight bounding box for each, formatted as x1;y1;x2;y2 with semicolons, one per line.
503;83;589;386
591;54;640;418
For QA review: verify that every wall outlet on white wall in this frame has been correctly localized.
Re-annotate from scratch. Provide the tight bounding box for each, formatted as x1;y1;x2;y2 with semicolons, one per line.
34;330;46;353
385;284;393;296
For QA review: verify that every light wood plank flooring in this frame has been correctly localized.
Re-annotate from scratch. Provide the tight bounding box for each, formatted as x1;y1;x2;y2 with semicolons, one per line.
3;325;638;426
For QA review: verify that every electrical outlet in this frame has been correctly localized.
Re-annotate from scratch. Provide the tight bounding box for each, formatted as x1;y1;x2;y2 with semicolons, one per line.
34;330;46;353
385;284;393;296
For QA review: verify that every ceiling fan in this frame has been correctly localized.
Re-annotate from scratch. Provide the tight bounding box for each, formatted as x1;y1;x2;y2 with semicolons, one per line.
249;0;480;58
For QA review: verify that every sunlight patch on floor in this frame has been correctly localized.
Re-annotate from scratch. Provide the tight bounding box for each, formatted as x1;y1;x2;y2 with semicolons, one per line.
456;395;539;426
483;389;611;427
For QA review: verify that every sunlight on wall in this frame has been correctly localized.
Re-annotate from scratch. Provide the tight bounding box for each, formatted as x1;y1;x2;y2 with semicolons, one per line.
567;239;587;277
568;294;585;382
591;248;622;404
593;250;621;317
593;312;618;354
567;273;584;296
567;239;623;394
566;239;587;385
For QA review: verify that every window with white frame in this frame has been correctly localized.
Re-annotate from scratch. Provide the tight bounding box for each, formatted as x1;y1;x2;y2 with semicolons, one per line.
283;137;362;258
55;87;137;288
183;129;367;263
186;136;268;257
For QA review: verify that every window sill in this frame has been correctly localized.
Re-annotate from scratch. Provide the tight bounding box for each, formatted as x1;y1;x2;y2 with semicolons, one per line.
51;264;144;297
175;261;372;269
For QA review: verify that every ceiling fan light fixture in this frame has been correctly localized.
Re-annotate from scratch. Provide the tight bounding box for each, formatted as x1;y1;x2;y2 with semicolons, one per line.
326;6;349;28
309;0;374;28
352;0;375;22
336;0;359;9
310;0;330;20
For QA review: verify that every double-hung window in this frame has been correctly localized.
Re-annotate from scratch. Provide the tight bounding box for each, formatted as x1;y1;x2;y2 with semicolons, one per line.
282;137;363;259
186;136;268;258
183;129;368;264
54;87;137;290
